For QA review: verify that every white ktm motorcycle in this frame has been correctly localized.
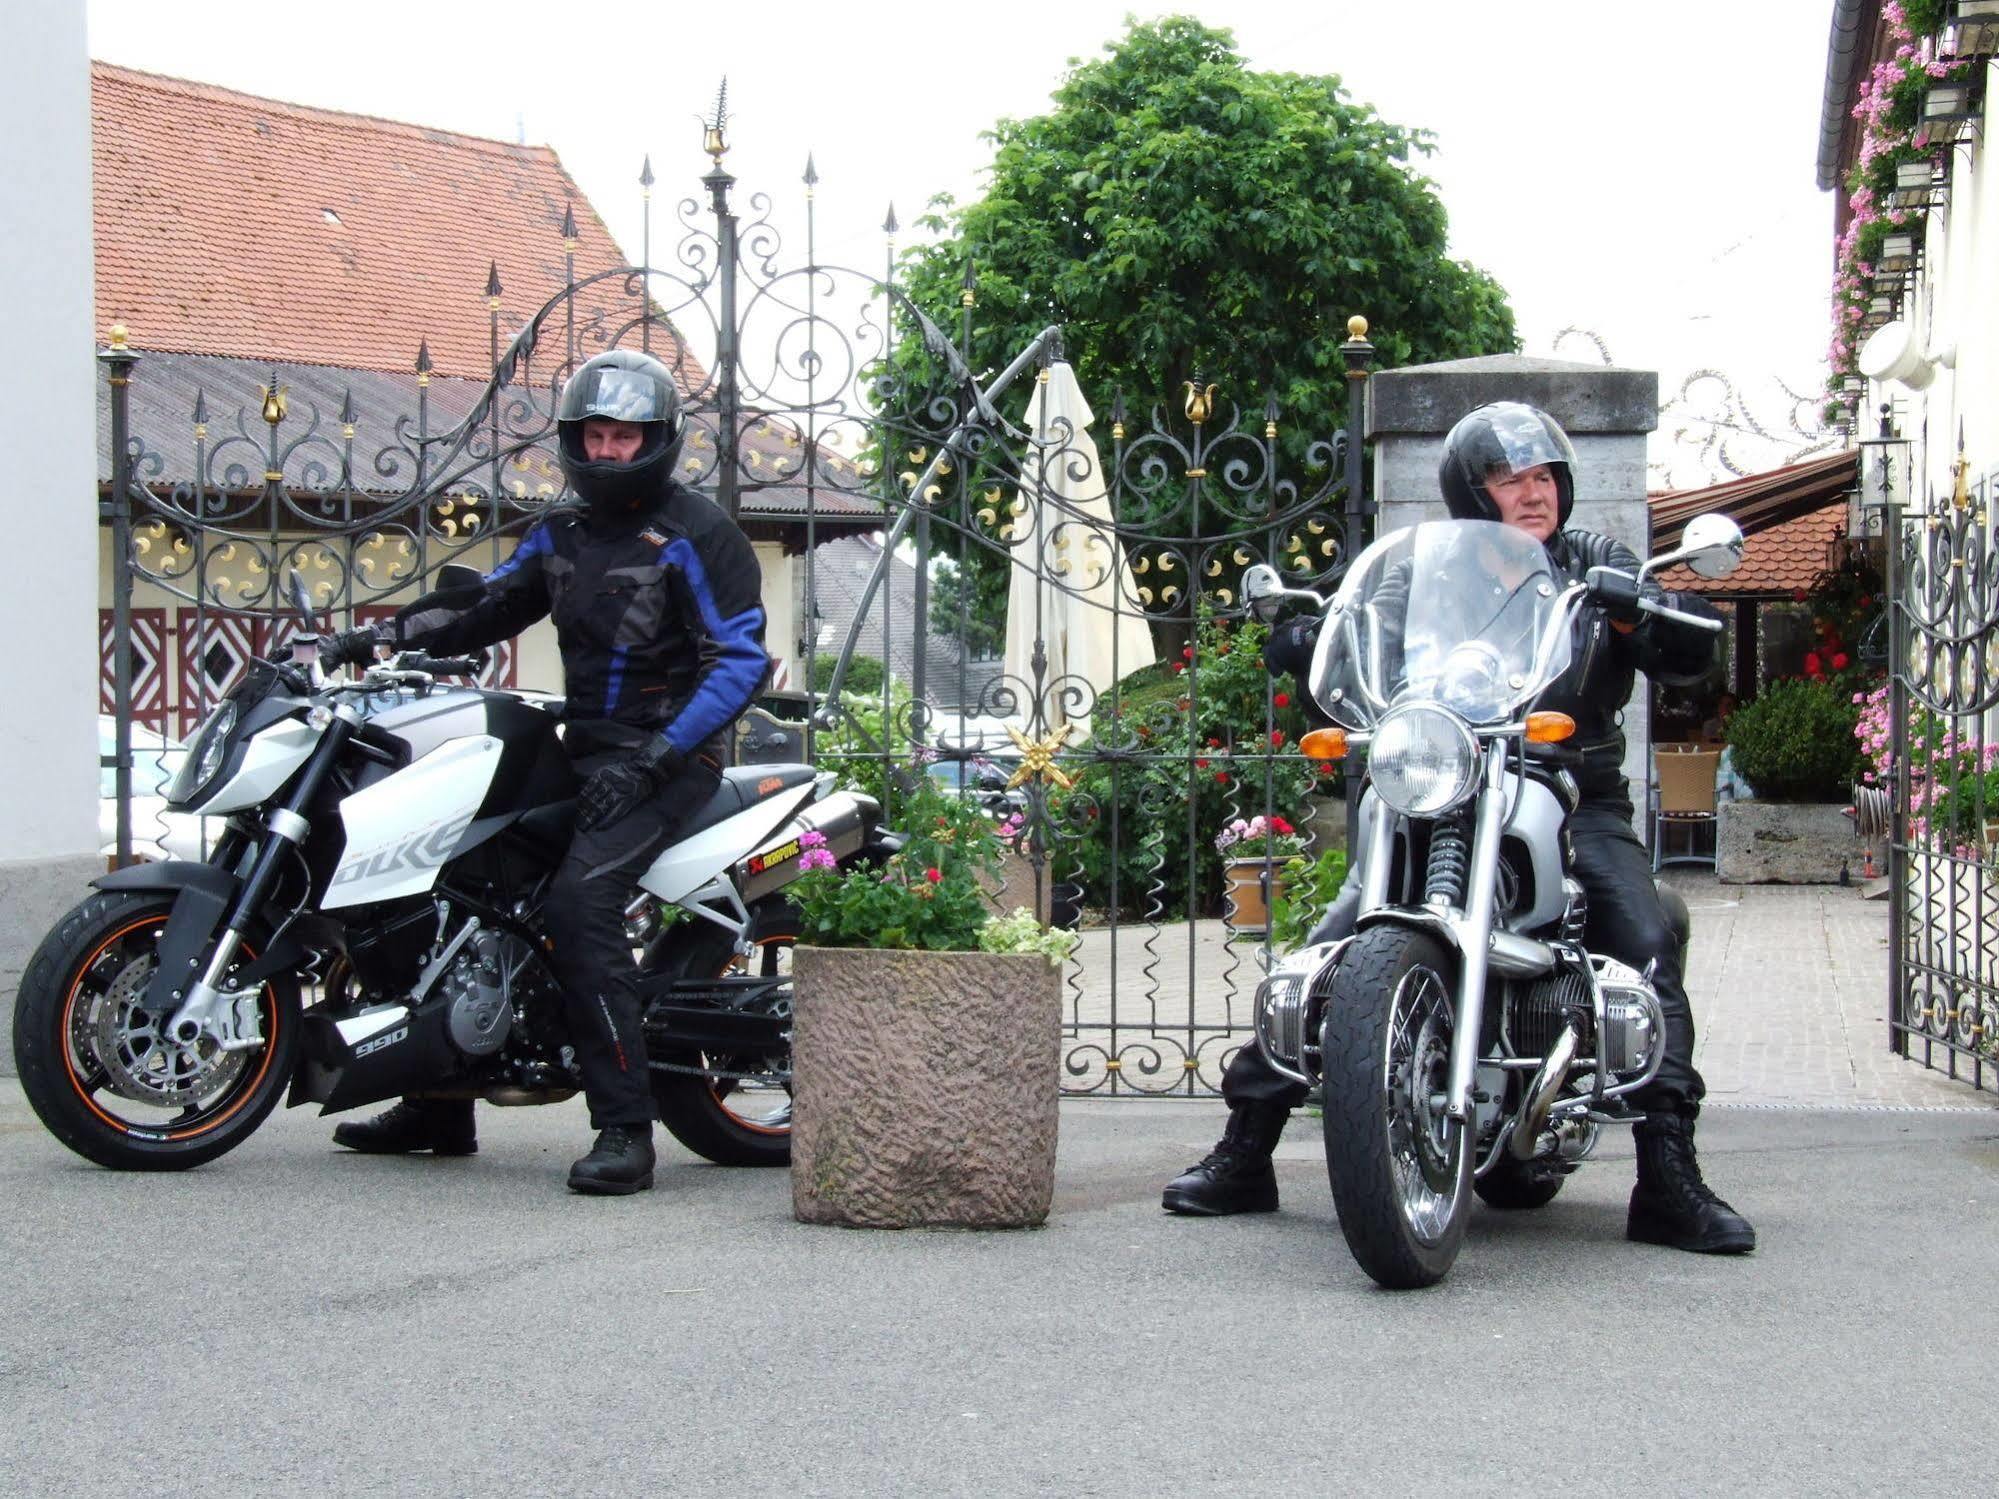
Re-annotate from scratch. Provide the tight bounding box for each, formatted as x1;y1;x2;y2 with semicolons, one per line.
14;575;893;1171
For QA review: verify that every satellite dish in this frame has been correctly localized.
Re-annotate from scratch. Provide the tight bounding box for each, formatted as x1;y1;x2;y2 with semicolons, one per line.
1859;320;1953;391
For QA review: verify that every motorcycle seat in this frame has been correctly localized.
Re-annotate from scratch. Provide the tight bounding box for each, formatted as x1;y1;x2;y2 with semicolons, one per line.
678;764;820;839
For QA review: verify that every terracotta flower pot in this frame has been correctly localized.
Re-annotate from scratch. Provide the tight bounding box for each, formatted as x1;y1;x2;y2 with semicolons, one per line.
1223;857;1287;933
790;947;1061;1228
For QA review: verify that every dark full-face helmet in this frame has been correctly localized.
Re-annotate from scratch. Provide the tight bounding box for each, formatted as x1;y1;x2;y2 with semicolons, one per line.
556;350;686;513
1438;402;1578;528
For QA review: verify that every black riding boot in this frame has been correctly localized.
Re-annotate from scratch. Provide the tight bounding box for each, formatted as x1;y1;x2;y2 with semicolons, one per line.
331;1097;477;1156
568;1123;657;1196
1161;1103;1288;1215
1628;1113;1755;1254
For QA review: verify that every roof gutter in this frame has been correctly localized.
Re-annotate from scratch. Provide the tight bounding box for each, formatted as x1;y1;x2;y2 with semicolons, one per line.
1817;0;1877;190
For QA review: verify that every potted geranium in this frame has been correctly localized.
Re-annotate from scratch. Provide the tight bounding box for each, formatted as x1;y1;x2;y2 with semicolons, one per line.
1215;814;1307;933
786;782;1077;1229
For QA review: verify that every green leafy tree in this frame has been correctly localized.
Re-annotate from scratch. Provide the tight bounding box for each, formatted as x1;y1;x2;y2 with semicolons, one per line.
900;15;1515;649
900;15;1514;418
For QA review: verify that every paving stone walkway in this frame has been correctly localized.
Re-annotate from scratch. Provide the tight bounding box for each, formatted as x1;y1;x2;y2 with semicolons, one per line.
1057;872;1994;1109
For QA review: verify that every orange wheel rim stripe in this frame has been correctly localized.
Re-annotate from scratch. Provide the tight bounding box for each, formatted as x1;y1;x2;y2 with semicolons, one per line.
61;917;281;1141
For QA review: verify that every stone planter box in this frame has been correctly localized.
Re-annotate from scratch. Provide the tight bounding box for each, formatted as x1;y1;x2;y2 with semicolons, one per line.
1716;801;1858;884
790;947;1060;1229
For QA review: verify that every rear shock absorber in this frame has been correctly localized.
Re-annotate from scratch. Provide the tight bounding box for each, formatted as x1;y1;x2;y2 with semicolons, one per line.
1424;816;1471;906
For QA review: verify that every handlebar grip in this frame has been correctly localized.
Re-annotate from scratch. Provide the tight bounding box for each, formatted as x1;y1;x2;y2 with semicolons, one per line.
405;654;484;676
1635;596;1724;633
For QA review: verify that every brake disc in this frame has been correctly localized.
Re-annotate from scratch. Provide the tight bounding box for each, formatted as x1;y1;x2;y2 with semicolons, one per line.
81;957;247;1107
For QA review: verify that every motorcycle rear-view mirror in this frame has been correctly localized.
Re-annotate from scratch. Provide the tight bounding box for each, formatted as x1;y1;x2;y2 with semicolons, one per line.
1242;562;1325;623
1676;513;1746;581
284;570;319;626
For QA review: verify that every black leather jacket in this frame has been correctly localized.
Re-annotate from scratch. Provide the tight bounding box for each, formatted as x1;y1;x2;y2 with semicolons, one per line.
1266;527;1717;804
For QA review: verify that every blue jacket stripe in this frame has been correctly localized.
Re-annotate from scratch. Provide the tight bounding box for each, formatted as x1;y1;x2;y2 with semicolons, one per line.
659;537;769;753
484;523;551;585
605;646;630;714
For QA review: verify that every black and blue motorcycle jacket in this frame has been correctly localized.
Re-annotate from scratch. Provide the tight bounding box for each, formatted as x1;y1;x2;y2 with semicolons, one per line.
393;480;770;759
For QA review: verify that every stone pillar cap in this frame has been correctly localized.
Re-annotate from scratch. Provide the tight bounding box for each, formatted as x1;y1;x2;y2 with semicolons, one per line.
1368;354;1658;438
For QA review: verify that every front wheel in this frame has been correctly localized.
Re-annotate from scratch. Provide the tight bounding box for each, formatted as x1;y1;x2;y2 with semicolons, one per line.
12;891;301;1170
644;899;797;1167
1321;926;1473;1289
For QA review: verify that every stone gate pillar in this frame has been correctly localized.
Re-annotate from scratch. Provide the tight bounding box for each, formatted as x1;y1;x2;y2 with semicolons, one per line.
1367;355;1661;825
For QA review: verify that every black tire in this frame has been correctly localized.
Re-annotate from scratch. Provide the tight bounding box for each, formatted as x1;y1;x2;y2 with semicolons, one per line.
1321;926;1473;1289
1474;1157;1567;1211
643;899;797;1167
12;890;301;1171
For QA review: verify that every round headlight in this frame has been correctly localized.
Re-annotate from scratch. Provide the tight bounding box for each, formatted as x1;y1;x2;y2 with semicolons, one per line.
170;699;239;804
1368;704;1479;817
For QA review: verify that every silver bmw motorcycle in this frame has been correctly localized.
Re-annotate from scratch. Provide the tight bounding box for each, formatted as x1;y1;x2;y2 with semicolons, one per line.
1245;514;1743;1288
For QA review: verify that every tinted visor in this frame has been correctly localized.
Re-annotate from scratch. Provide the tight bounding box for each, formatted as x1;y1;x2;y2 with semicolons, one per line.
559;362;672;424
1477;404;1576;478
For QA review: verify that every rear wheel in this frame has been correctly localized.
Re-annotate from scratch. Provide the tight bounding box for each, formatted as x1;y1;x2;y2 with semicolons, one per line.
12;891;301;1171
1321;926;1473;1289
645;900;797;1167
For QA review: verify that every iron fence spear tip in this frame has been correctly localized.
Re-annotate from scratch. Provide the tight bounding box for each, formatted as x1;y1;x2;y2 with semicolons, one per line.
803;153;817;186
639;155;654;189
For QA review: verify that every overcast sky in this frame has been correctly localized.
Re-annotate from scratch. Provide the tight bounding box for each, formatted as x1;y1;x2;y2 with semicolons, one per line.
88;0;1838;485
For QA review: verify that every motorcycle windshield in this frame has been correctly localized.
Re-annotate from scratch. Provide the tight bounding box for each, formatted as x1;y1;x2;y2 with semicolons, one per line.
1309;520;1574;730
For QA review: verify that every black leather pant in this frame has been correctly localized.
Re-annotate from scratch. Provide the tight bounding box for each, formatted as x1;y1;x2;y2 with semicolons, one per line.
1220;798;1704;1116
540;748;722;1129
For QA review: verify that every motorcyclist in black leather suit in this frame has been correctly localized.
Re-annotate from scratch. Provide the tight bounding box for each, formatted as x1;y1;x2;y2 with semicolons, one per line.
1163;402;1755;1255
321;350;770;1196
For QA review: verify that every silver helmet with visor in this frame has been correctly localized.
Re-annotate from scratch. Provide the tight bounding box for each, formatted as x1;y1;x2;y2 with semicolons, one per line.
1437;401;1578;528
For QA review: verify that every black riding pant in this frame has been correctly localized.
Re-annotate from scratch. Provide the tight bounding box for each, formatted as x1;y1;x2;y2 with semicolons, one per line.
1220;798;1704;1116
540;747;722;1129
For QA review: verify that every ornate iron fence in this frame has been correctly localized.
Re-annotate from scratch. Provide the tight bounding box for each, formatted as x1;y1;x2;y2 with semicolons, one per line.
1885;445;1999;1093
99;129;1373;1097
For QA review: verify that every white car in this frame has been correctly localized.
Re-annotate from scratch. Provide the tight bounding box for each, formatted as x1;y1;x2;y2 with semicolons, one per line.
98;716;209;862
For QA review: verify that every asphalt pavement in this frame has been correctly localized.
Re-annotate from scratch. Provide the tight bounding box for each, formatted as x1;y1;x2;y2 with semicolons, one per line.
2;1084;1994;1497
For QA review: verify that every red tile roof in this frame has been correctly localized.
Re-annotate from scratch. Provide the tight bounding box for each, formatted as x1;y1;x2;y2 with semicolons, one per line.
92;62;685;381
1649;449;1859;596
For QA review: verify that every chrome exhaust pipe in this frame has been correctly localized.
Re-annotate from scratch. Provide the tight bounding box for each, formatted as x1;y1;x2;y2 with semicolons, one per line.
1510;1021;1583;1160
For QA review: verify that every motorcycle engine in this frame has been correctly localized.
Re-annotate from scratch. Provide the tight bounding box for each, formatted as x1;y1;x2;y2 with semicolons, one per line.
1592;956;1664;1077
435;930;532;1057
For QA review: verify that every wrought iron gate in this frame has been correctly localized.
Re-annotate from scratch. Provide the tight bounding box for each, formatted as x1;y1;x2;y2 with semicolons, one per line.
99;133;1373;1097
1884;443;1999;1093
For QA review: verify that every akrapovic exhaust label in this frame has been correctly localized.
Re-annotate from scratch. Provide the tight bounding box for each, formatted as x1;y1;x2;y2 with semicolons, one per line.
746;838;800;876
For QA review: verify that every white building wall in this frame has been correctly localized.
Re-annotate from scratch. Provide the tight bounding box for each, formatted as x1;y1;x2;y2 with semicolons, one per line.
0;0;99;1056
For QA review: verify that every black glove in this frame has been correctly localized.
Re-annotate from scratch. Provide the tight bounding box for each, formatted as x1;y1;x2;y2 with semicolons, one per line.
1584;566;1644;627
321;624;386;673
575;737;685;832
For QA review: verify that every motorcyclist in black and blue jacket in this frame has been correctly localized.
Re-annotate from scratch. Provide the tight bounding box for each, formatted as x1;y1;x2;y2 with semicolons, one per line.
324;349;769;1195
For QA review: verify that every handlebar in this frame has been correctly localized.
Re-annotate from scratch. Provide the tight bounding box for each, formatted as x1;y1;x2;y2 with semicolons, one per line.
1635;595;1724;633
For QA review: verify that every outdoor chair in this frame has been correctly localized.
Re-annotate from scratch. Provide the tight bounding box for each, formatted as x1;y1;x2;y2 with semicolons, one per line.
1652;744;1720;872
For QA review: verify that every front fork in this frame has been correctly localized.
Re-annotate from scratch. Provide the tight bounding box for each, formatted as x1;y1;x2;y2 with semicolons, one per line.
161;708;358;1051
1444;748;1510;1123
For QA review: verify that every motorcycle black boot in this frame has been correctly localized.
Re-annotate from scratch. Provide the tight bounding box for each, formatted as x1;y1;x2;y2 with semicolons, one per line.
568;1123;657;1196
1161;1104;1287;1215
331;1097;477;1156
1627;1113;1755;1254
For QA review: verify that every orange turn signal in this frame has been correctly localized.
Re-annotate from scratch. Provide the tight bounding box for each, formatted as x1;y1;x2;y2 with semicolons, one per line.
1299;727;1350;761
1525;712;1576;744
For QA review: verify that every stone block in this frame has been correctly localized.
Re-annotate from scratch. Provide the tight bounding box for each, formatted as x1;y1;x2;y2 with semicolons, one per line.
1717;802;1859;884
790;947;1060;1228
